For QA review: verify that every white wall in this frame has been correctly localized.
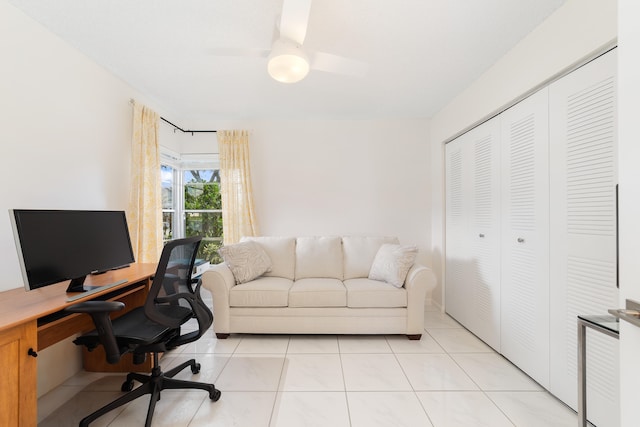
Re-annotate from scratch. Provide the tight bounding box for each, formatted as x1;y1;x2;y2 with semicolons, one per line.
0;0;167;397
179;118;433;268
429;0;617;307
617;1;640;426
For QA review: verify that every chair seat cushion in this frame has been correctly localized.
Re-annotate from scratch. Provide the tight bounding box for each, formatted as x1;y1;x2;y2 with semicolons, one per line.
289;278;346;307
229;277;293;307
75;307;181;347
344;278;408;308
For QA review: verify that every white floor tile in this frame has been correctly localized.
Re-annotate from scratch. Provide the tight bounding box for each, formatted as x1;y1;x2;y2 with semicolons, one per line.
417;391;514;427
396;353;479;391
487;391;578;427
278;354;344;391
341;353;412;391
386;333;445;353
160;353;230;385
347;391;434;427
424;311;463;329
180;333;241;354
286;335;339;353
270;392;350;427
39;312;580;427
215;354;285;391
338;335;392;353
189;391;276;427
427;328;494;353
108;392;206;427
37;385;92;424
451;353;542;391
39;389;128;427
234;335;290;353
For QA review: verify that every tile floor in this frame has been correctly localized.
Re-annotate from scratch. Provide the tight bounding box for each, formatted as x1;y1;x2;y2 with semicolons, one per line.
38;304;580;426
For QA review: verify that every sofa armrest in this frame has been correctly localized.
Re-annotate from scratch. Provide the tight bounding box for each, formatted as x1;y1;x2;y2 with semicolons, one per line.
201;263;236;335
404;264;437;335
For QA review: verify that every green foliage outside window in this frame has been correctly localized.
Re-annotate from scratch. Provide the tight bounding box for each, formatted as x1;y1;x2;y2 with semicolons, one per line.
184;170;223;264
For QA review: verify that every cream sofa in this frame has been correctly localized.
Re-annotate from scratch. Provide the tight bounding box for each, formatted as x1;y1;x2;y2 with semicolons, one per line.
201;236;436;340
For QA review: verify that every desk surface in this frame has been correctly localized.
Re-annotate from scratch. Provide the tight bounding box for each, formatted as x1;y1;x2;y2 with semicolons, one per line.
0;263;157;333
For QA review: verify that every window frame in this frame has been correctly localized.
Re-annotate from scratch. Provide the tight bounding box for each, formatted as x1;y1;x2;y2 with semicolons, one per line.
160;150;222;253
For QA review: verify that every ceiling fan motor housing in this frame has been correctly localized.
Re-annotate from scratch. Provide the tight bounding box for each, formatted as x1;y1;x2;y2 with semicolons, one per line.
267;38;310;83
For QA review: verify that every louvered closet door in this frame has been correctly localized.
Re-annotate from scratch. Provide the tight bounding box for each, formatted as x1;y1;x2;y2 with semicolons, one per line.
466;119;501;350
500;88;550;387
445;119;501;350
445;137;470;326
549;50;618;427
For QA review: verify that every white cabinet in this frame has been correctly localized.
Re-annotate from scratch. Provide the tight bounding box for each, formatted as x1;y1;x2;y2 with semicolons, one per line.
549;50;619;427
500;88;550;388
445;119;501;351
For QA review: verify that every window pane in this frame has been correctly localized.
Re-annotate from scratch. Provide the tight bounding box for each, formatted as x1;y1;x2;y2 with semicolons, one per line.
185;212;223;264
185;212;223;239
161;165;174;209
198;239;223;264
162;212;174;242
184;169;221;210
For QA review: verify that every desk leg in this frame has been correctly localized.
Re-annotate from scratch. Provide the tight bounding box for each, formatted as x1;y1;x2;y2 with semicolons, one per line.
577;320;587;427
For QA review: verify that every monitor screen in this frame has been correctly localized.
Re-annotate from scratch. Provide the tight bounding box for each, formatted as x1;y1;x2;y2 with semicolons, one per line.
10;209;136;292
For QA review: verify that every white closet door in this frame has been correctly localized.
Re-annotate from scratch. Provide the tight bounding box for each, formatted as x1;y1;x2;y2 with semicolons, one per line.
466;119;501;350
445;137;470;326
549;50;619;427
500;88;550;387
445;119;501;350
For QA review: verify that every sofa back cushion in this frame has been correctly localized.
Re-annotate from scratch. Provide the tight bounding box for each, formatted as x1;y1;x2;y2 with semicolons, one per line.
342;236;400;280
240;236;296;280
295;236;343;280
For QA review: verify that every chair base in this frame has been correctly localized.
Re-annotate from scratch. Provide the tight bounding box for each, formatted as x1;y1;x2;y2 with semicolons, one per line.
79;353;221;427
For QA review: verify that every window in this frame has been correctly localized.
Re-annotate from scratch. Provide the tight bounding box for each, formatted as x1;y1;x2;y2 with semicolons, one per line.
161;162;223;264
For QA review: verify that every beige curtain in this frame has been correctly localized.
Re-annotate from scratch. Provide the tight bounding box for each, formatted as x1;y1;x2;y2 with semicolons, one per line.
128;102;162;263
218;130;259;244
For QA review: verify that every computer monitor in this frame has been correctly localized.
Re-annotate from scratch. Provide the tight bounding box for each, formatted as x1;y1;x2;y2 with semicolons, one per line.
10;209;136;293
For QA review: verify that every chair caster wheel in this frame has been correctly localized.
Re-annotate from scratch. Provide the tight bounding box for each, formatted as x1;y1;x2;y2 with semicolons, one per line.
209;388;221;401
191;362;201;374
121;380;134;392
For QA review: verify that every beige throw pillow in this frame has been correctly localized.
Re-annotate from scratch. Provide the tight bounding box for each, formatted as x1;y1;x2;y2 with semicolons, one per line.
368;244;418;287
218;241;272;284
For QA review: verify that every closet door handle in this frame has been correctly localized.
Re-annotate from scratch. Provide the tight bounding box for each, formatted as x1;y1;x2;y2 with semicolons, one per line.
517;237;525;243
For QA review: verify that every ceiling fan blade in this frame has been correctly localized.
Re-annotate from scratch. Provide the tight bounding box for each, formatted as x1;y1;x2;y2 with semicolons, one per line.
279;0;312;45
310;52;369;77
207;47;270;58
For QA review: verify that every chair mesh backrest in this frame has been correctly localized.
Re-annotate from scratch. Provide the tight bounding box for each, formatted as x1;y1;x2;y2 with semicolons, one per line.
144;237;212;335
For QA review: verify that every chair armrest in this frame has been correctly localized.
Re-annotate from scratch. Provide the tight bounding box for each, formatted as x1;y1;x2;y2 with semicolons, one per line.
201;263;235;335
65;301;125;364
153;280;214;347
404;264;436;335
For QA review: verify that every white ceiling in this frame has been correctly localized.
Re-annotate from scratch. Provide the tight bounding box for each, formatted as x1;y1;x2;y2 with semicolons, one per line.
10;0;566;121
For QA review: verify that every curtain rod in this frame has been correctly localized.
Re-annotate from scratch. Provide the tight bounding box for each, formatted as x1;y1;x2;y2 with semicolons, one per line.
160;117;217;135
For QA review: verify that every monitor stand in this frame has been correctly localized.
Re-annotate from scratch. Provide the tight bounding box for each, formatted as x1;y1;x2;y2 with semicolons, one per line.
66;276;102;293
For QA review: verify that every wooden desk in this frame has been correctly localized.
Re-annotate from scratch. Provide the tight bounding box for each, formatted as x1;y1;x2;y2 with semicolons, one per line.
0;263;156;427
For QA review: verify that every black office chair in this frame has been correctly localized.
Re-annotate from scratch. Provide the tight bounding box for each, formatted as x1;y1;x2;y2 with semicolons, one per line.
66;236;221;427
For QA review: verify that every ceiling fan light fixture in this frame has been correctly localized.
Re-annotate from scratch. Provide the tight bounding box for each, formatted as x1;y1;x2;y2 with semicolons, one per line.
267;39;310;83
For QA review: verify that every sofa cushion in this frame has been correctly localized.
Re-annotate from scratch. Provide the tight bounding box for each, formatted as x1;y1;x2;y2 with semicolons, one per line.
344;278;408;308
218;240;272;284
241;236;296;280
368;244;418;287
229;277;293;307
342;236;400;280
295;236;343;280
289;278;346;308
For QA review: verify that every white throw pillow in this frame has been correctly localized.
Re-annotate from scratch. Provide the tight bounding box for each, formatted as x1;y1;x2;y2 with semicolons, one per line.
368;244;418;287
218;241;272;284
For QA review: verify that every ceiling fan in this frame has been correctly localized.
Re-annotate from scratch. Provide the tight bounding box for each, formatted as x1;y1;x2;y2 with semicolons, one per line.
210;0;367;83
